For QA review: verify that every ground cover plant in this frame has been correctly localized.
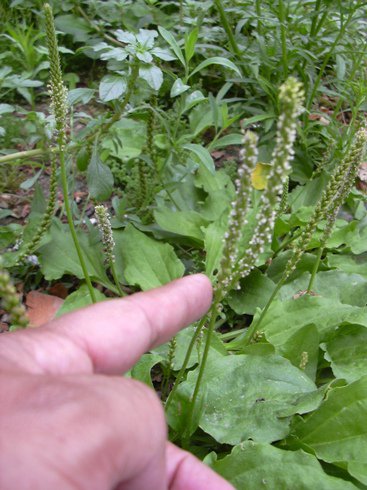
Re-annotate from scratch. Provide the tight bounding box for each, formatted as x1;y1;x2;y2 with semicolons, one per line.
1;1;367;488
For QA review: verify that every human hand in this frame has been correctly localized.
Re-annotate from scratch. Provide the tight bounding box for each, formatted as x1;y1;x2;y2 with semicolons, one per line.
0;274;234;490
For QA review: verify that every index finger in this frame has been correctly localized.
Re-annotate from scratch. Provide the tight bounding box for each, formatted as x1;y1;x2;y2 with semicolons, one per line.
0;274;212;375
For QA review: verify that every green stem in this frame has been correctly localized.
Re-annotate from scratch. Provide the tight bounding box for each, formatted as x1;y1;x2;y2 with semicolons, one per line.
307;247;323;293
255;0;262;35
213;0;243;59
60;150;96;303
0;149;46;164
306;8;353;111
278;0;288;78
110;260;125;297
243;278;286;346
165;315;206;412
182;301;219;447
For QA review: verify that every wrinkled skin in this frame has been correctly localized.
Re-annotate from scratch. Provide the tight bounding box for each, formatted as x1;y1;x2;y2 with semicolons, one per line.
0;274;234;490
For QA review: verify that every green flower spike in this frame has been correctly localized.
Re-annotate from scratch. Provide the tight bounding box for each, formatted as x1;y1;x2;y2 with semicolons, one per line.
44;3;68;147
95;205;116;264
285;127;367;279
0;261;28;329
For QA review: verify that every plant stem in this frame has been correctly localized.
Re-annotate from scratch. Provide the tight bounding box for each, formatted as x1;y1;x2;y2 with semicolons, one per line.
306;7;354;111
255;0;262;35
213;0;243;59
242;277;286;346
0;148;46;164
59;151;96;303
307;247;323;293
278;0;288;78
110;260;125;297
165;316;206;412
182;301;219;447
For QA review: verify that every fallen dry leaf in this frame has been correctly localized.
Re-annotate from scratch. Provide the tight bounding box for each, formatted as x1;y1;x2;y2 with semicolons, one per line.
26;291;64;328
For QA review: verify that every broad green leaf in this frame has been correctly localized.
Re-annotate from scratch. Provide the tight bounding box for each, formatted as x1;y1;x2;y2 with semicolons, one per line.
189;57;241;78
150;47;176;61
56;285;106;317
260;296;367;347
292;376;367;477
182;90;206;113
100;47;128;62
170;78;190;97
183;143;215;174
0;103;15;115
114;29;136;44
204;218;226;279
279;270;367;307
99;74;127;102
170;353;315;444
328;253;367;279
276;324;320;381
139;65;163;91
131;353;163;389
154;208;209;243
228;269;276;315
37;221;111;287
210;443;358;490
208;133;243;150
158;26;186;67
68;88;95;105
55;15;92;42
323;325;367;383
87;149;114;201
102;119;146;160
136;29;158;48
114;224;184;290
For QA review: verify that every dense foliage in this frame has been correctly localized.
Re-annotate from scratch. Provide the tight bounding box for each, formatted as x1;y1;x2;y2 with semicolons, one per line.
1;1;367;488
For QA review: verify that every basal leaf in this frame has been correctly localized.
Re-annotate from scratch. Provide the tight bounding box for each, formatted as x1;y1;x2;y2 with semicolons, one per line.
170;352;316;444
154;207;209;244
114;224;184;290
87;148;114;201
56;285;106;317
210;443;358;490
37;221;112;288
260;296;367;347
292;376;367;482
323;324;367;383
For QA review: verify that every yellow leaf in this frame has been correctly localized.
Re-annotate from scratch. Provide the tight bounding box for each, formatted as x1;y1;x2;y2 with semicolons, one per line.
251;162;272;190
